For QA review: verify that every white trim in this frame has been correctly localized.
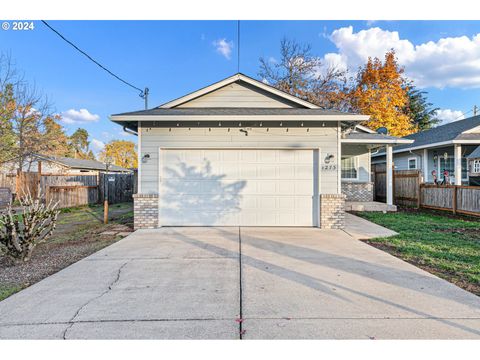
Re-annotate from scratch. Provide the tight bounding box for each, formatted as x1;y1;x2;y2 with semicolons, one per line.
157;147;162;227
473;159;480;173
111;114;370;122
386;145;393;206
337;124;342;193
354;124;376;134
454;144;462;185
407;157;418;170
159;73;320;109
341;138;413;144
423;148;428;182
137;127;142;193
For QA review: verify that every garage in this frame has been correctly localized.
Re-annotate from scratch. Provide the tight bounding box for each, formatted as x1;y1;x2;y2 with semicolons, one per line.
159;149;318;226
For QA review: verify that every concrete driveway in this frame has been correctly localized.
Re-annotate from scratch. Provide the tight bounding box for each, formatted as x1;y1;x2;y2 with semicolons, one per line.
0;224;479;339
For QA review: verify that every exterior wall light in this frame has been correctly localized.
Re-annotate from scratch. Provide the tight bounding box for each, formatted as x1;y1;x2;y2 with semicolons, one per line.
142;154;150;163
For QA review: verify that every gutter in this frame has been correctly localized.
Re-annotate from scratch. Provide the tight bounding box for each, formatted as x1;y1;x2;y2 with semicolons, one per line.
123;126;138;136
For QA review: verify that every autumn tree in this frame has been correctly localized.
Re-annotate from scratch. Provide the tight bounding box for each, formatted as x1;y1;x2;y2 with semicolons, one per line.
0;55;18;163
259;38;352;111
350;51;416;136
43;116;71;157
99;140;137;169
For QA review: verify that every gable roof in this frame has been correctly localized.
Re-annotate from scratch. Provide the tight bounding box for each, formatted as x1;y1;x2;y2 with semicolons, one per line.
159;73;320;109
467;146;480;159
35;155;131;172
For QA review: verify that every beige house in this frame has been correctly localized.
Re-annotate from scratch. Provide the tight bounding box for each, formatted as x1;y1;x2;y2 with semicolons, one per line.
111;73;412;230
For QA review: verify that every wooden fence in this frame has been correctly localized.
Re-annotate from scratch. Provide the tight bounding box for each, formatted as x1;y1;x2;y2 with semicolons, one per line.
0;171;135;209
373;165;480;217
420;184;480;217
372;165;422;206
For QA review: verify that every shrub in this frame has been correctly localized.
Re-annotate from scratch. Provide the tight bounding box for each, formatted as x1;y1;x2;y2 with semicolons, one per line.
0;193;59;263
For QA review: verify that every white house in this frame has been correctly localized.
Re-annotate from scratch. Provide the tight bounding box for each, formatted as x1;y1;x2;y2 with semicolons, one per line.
111;73;412;229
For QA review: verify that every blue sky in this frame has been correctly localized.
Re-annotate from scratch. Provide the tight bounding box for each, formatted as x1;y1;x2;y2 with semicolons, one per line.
2;20;480;153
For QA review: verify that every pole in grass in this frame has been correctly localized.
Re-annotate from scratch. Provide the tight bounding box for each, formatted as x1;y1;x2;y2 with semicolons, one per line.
103;156;113;224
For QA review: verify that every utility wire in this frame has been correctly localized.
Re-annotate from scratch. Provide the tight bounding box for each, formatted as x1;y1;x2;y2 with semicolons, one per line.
41;20;146;98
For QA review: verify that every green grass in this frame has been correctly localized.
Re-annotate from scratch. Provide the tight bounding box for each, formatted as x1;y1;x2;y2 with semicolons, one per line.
0;285;24;302
356;210;480;294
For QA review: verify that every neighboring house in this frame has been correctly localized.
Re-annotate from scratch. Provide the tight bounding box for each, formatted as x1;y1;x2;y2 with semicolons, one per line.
111;73;411;230
467;146;480;186
372;115;480;185
0;154;131;174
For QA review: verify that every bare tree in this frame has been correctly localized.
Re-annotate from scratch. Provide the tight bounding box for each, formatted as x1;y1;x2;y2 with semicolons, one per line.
0;52;66;170
259;38;353;111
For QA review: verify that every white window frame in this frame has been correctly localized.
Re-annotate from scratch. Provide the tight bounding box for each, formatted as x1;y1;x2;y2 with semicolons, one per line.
408;157;418;170
474;159;480;173
341;156;359;180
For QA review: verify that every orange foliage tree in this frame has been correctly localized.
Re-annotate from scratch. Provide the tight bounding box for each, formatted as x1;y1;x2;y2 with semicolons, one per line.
350;51;416;137
99;140;138;169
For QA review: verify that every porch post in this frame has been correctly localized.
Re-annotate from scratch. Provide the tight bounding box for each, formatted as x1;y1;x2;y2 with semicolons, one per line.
386;144;393;205
454;144;462;185
423;148;428;182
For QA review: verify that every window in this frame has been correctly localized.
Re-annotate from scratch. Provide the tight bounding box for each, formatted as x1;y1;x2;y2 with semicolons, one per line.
408;157;417;170
438;157;468;180
341;156;358;179
474;159;480;173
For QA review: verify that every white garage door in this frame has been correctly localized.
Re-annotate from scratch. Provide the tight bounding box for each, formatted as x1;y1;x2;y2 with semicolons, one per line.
159;149;317;226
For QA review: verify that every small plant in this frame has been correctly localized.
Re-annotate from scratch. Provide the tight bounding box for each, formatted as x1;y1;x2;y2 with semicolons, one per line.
0;193;59;263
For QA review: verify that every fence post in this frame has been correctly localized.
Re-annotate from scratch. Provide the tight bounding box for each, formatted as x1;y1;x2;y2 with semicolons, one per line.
452;186;457;215
417;174;421;209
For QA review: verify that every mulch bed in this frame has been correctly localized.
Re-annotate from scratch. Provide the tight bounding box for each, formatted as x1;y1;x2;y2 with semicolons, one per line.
0;214;133;291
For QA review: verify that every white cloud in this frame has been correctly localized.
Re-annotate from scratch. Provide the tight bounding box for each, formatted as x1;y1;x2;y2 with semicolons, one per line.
90;138;105;152
61;108;100;124
213;38;233;60
323;26;480;88
435;109;465;125
118;130;131;137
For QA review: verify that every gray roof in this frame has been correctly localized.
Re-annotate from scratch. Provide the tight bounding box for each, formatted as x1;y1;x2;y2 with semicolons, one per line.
393;115;480;152
38;155;131;172
467;146;480;159
112;107;359;117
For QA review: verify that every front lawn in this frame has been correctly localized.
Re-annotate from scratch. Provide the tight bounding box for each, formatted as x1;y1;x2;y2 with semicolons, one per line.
355;209;480;296
0;202;134;301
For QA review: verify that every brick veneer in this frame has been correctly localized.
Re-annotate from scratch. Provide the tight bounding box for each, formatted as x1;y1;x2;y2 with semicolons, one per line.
341;182;374;202
133;193;159;229
319;194;346;229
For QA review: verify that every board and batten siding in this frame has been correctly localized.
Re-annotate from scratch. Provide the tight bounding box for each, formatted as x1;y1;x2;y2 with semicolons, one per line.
177;82;299;108
139;125;340;195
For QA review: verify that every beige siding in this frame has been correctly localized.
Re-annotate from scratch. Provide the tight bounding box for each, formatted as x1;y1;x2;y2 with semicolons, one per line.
140;126;339;195
177;82;298;108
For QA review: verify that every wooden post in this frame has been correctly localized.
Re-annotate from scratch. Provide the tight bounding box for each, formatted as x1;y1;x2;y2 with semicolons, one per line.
416;172;421;209
104;199;109;224
452;185;458;215
392;163;396;205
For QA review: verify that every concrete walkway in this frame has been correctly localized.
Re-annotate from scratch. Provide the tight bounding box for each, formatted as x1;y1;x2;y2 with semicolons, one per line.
0;224;479;339
344;213;398;240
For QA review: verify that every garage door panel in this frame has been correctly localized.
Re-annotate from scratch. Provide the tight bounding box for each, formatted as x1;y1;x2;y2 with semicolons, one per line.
160;149;317;226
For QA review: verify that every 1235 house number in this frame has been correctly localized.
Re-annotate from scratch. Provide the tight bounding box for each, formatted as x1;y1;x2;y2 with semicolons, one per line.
321;164;337;171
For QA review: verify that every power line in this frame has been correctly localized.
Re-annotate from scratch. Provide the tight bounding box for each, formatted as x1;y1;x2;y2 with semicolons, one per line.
41;20;146;100
237;20;240;73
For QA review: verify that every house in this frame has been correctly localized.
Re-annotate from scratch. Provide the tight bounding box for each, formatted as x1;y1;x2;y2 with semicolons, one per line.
0;154;131;174
111;73;411;230
467;146;480;186
372;115;480;185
